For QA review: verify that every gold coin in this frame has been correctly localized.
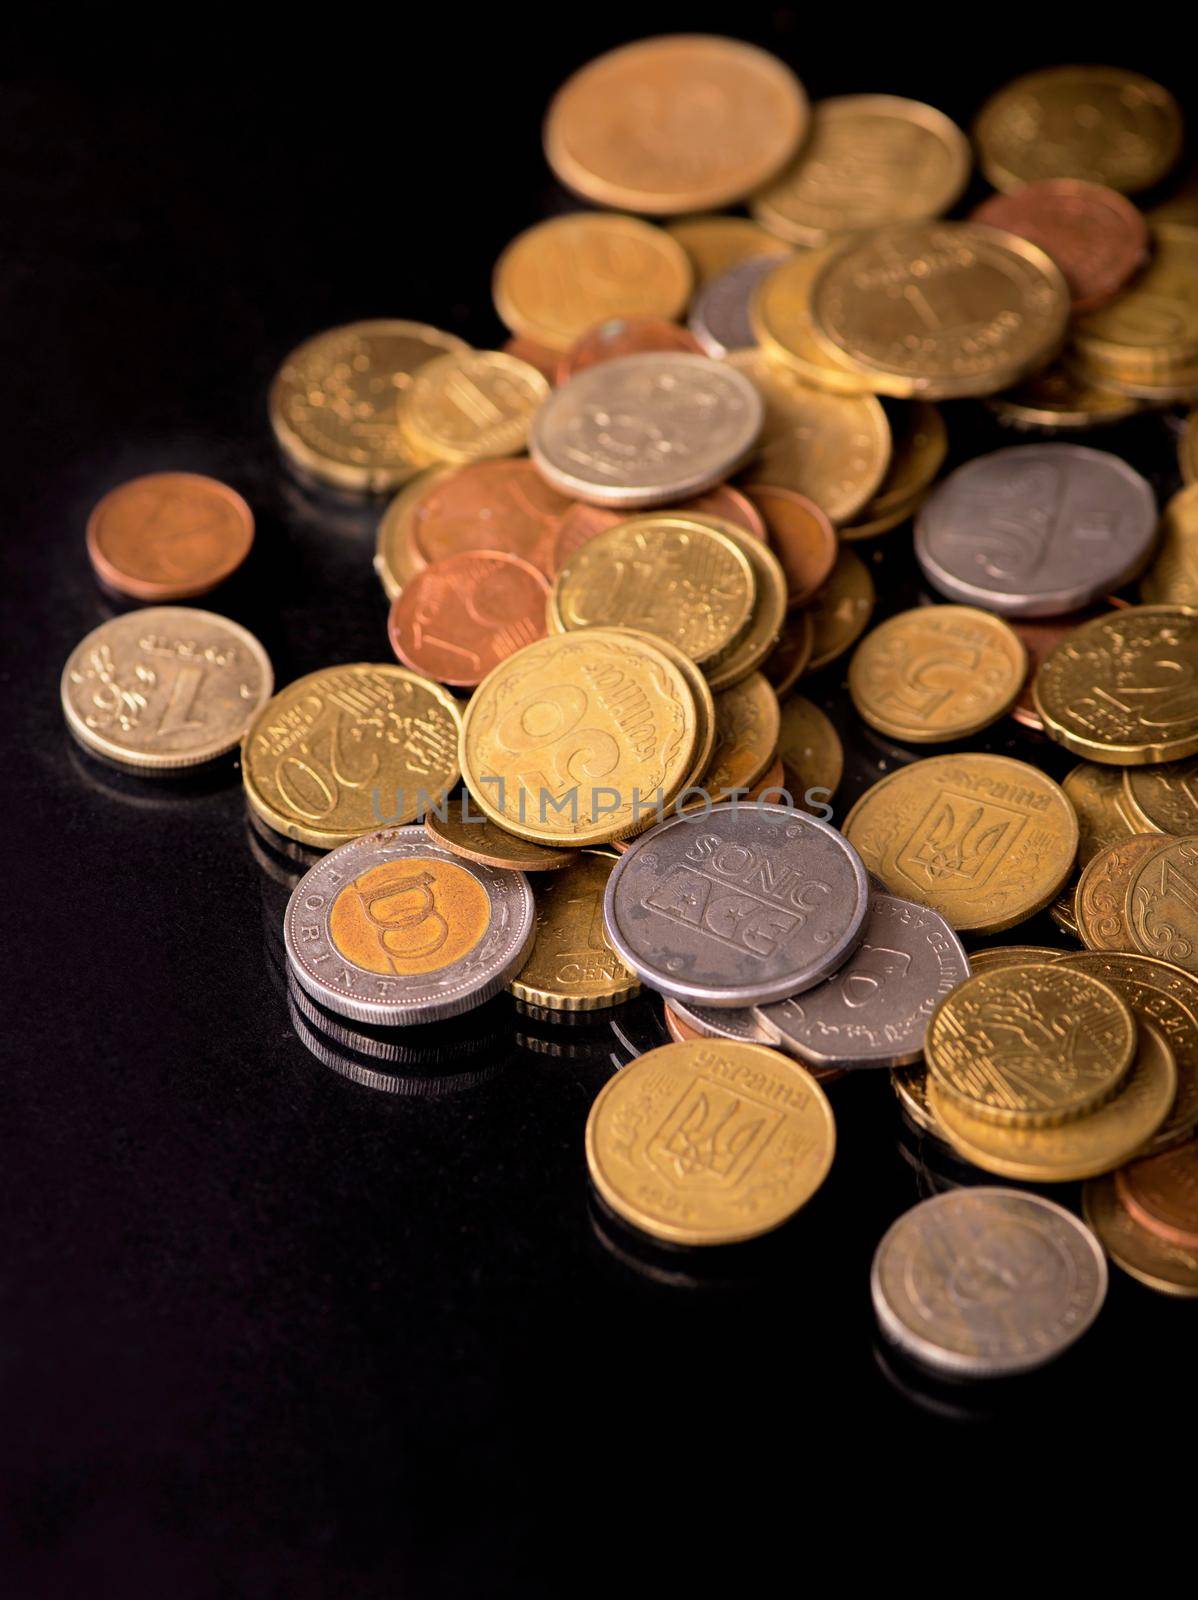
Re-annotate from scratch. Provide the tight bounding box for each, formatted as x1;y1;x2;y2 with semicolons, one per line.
550;515;755;668
727;349;891;523
458;628;697;847
806;547;876;672
584;1039;835;1245
242;665;462;849
776;694;843;806
848;605;1026;743
930;1019;1175;1182
973;66;1183;195
609;628;716;797
61;608;273;774
398;351;549;465
1140;485;1198;607
1033;605;1198;766
762;609;814;696
703;673;780;799
839;402;947;542
989;361;1142;431
665;216;791;289
373;470;442;601
925;962;1136;1127
1124;835;1198;975
424;809;578;872
269;320;470;493
1077;350;1198;404
493;213;692;352
808;223;1069;399
1075;834;1167;952
1050;889;1081;938
843;753;1078;933
507;855;638;1010
1183;409;1198;483
684;515;788;692
751;249;875;394
969;946;1066;974
891;1064;942;1136
1074;226;1198;380
544;36;808;214
751;94;970;246
1123;758;1198;835
1062;761;1143;866
1084;1175;1198;1297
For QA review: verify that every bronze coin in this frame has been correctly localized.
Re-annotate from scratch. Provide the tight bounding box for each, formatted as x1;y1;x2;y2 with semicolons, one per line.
549;484;766;573
387;550;549;687
1115;1140;1198;1250
744;484;838;608
555;316;703;383
972;180;1150;314
86;472;254;601
407;459;574;576
663;1002;703;1044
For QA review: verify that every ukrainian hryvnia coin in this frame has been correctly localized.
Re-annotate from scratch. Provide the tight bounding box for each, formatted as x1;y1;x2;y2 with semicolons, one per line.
269;320;469;493
1123;836;1198;977
243;665;462;849
493;215;692;353
925;963;1136;1127
584;1039;834;1245
543;36;808;214
848;606;1027;743
915;446;1157;617
1075;835;1166;953
1033;607;1198;766
754;894;968;1070
968;946;1066;974
424;809;578;873
531;353;763;508
1116;1141;1198;1250
843;753;1078;933
871;1188;1107;1376
398;351;549;465
703;674;780;800
459;629;697;849
507;854;638;1011
692;517;789;693
808;223;1069;400
1063;762;1145;866
752;94;970;246
665;216;791;288
1123;758;1198;836
1084;1175;1198;1298
1140;486;1198;608
62;608;273;774
602;801;869;1009
284;827;535;1025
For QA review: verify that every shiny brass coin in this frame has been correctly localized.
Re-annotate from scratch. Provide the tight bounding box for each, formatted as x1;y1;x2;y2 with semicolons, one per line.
751;249;875;395
1079;350;1198;404
1075;834;1167;952
1116;1140;1198;1250
806;547;876;673
969;946;1066;974
687;515;788;693
424;809;578;872
1074;226;1198;381
243;666;463;849
844;753;1078;933
665;216;791;289
1084;1174;1198;1297
1140;485;1198;607
398;351;549;465
925;963;1136;1127
584;1040;835;1246
988;360;1142;431
610;628;716;798
839;403;947;542
459;628;697;848
493;213;692;353
1123;835;1198;976
727;349;891;524
752;94;970;247
1183;409;1198;484
808;223;1069;400
550;515;755;668
776;694;843;807
1063;761;1144;867
1050;889;1081;938
973;66;1183;195
891;1063;943;1137
703;673;780;799
1033;606;1198;766
848;606;1026;743
373;470;443;600
1123;758;1198;836
269;320;470;494
930;1018;1175;1182
507;855;638;1010
762;609;814;697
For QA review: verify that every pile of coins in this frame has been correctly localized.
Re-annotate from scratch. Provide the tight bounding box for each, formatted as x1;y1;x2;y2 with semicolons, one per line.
59;35;1198;1385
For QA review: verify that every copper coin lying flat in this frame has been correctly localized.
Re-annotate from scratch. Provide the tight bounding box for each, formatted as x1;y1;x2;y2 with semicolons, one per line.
556;316;702;383
86;472;254;601
744;484;837;609
1115;1141;1198;1250
388;550;549;688
407;460;574;577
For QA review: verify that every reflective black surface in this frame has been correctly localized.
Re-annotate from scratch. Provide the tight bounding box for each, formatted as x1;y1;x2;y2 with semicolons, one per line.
6;21;1195;1593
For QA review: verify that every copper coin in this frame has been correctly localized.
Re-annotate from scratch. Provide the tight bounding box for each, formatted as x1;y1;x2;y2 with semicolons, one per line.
86;472;254;601
425;810;578;872
555;316;703;384
1009;598;1129;729
1115;1141;1198;1250
502;335;559;385
744;484;838;609
972;180;1150;314
664;1002;703;1044
550;484;767;572
387;550;549;687
408;460;574;577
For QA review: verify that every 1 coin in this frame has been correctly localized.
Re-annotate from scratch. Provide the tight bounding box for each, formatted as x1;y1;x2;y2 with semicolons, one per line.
1083;1175;1198;1298
424;808;578;872
1063;761;1144;865
1075;835;1166;952
1123;757;1198;836
85;473;254;601
388;551;548;687
776;694;843;803
507;854;639;1010
744;485;837;608
1115;1141;1198;1250
399;350;548;464
703;673;780;799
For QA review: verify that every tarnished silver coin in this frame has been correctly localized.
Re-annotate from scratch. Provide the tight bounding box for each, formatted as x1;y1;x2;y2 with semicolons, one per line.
754;894;969;1069
915;444;1157;617
284;827;535;1026
530;352;764;508
667;994;774;1044
871;1188;1108;1378
688;256;783;359
603;801;869;1008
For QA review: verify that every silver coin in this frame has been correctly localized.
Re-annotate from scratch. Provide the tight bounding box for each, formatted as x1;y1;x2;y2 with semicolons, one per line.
530;352;764;508
915;444;1157;617
667;994;773;1043
603;801;868;1008
871;1188;1107;1378
754;894;969;1069
284;827;535;1025
688;256;783;359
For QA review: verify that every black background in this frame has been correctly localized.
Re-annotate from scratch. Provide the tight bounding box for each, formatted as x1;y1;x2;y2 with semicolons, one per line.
4;14;1196;1595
